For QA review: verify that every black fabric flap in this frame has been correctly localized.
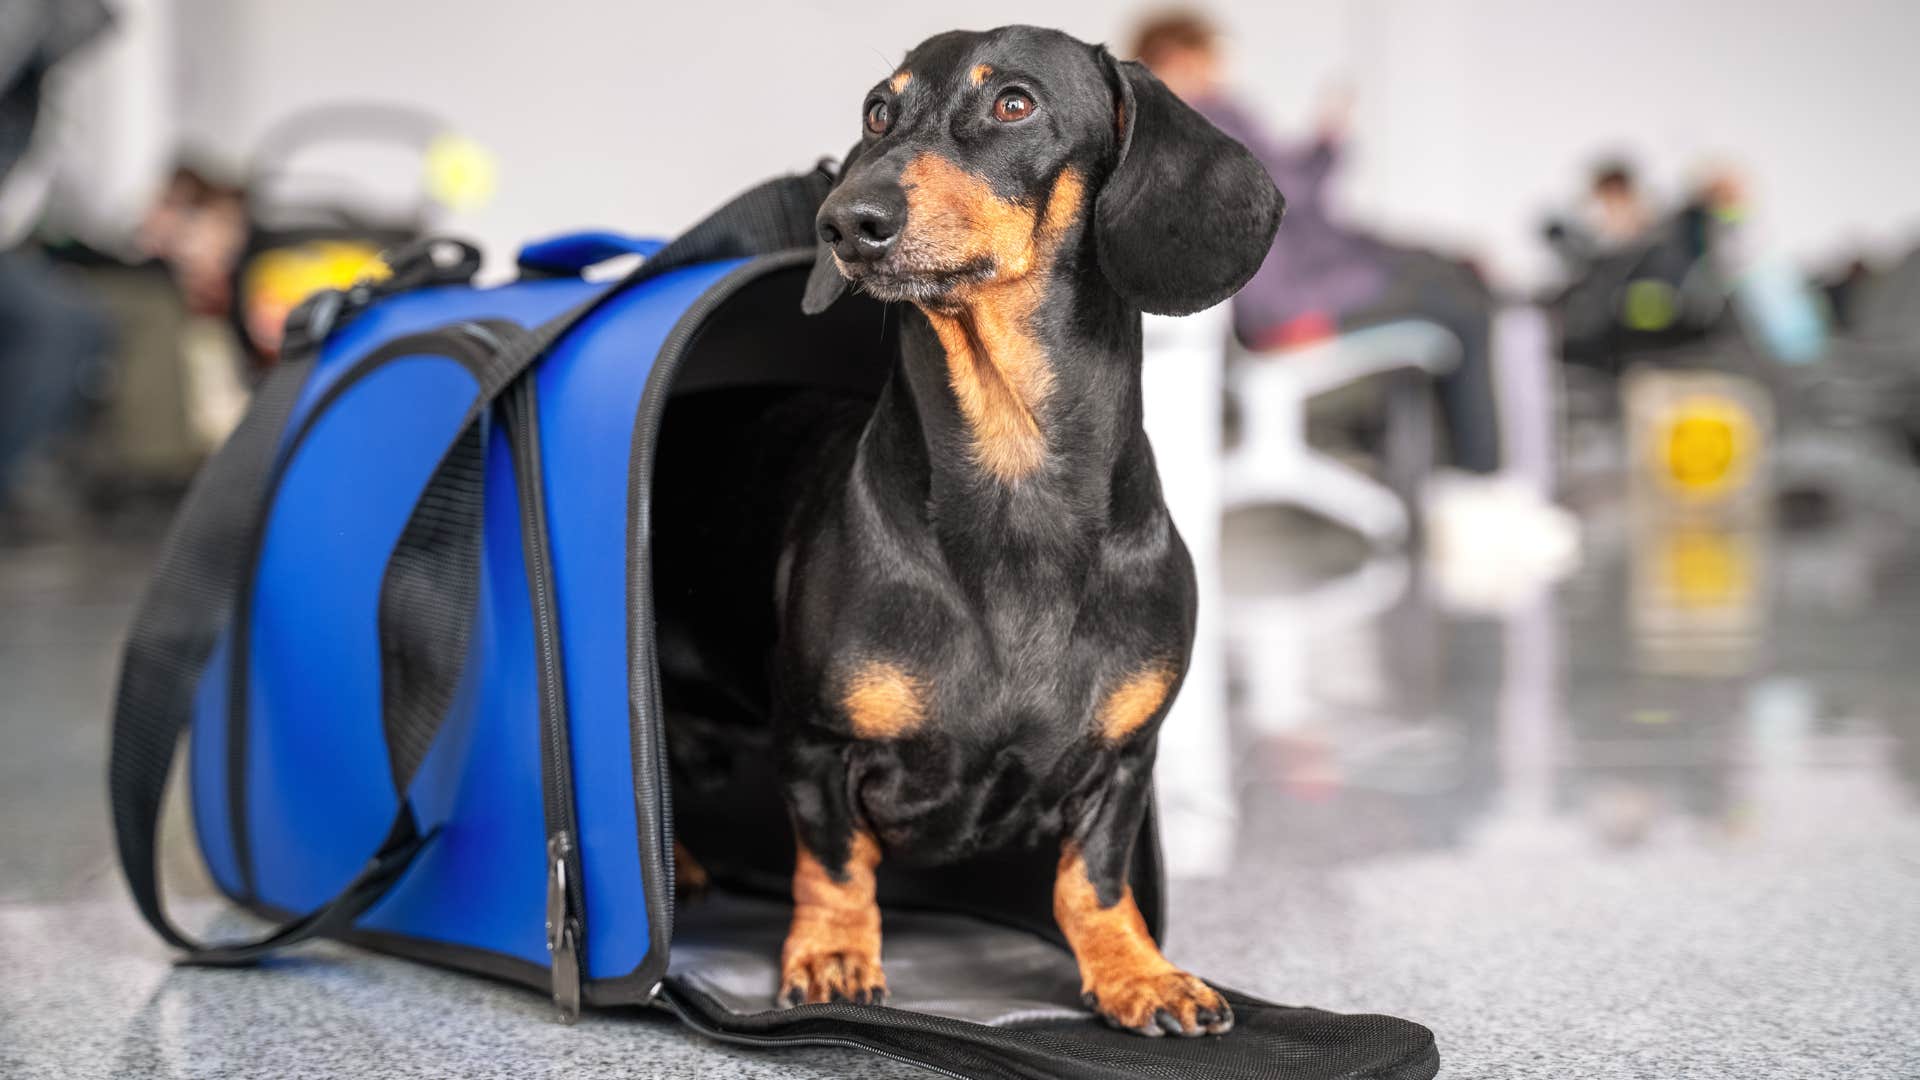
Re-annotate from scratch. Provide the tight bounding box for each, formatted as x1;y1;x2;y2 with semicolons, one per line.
661;893;1437;1080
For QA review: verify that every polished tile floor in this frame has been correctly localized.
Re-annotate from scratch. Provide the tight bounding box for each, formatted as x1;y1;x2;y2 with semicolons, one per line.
2;503;1917;1078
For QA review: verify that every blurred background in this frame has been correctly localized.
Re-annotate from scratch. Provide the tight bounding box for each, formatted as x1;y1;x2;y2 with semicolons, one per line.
4;1;1919;1076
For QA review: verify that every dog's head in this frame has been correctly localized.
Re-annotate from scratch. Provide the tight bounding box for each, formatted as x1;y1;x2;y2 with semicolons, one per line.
802;25;1282;318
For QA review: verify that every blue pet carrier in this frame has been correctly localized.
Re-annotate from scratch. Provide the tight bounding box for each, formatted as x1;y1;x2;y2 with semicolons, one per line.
108;170;1439;1079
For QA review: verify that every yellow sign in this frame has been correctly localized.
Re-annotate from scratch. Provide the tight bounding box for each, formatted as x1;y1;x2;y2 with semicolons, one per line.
1655;395;1757;500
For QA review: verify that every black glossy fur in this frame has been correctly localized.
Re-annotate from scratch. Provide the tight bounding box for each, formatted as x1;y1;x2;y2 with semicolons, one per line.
655;24;1280;1032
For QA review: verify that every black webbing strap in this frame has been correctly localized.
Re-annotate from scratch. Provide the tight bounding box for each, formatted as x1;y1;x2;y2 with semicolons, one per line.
107;167;834;968
102;311;588;967
378;163;838;793
107;352;325;959
375;326;544;797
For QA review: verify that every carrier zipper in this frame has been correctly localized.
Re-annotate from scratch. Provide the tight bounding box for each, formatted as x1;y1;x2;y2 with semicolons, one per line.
623;253;815;978
546;833;582;1022
489;333;589;1024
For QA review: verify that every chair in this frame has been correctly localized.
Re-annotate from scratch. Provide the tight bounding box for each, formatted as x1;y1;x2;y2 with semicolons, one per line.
1223;320;1460;548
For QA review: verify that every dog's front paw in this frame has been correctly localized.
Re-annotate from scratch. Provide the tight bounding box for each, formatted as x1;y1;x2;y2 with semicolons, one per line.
1082;969;1233;1037
779;948;889;1008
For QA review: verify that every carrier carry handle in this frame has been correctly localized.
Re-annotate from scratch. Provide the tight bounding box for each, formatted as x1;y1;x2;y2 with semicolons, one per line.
107;166;836;968
517;231;668;277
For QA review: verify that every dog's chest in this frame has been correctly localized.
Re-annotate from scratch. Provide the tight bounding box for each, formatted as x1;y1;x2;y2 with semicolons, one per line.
835;601;1179;861
845;715;1111;862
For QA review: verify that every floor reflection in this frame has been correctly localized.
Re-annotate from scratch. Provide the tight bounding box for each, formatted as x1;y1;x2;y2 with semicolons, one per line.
1179;497;1920;875
4;488;1918;1077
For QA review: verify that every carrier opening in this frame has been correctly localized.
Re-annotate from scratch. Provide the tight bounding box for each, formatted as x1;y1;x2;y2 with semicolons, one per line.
645;262;1165;1026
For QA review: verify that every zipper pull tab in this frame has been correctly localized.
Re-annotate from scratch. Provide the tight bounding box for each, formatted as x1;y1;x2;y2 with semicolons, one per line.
545;833;581;1024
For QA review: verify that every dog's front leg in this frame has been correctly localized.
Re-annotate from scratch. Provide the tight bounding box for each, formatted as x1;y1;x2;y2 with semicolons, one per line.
778;741;888;1007
1056;760;1232;1037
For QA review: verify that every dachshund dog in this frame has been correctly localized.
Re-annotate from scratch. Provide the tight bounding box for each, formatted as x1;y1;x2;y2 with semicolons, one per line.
659;25;1280;1037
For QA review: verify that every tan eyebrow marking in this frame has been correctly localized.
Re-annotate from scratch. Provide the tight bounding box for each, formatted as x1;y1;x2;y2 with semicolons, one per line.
889;71;912;94
969;63;994;86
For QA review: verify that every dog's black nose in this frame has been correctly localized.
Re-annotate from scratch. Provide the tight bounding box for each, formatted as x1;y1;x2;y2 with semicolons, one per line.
817;188;904;263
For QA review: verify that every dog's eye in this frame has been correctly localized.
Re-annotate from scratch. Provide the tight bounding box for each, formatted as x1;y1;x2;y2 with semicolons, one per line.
865;100;891;135
992;90;1035;123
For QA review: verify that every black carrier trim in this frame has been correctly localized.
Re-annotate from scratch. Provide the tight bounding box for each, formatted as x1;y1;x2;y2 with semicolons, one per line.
213;315;611;1004
242;894;552;991
498;370;589;1022
601;249;818;1004
214;255;819;1005
223;323;517;899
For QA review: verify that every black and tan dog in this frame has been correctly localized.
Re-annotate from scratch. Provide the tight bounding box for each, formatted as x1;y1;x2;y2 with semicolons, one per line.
659;25;1280;1037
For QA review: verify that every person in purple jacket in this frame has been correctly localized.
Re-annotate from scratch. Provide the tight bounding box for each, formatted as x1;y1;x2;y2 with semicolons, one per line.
1131;11;1502;474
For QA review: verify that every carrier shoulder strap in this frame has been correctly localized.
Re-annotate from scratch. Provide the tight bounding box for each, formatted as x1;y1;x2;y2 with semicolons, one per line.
107;350;343;962
107;168;833;966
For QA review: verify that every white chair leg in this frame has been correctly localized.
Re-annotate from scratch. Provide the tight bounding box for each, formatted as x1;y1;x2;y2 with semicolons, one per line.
1289;451;1412;547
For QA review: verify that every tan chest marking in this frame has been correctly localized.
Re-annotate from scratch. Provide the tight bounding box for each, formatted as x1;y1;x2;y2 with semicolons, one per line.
922;305;1054;483
842;662;927;739
900;157;1086;483
1098;666;1175;742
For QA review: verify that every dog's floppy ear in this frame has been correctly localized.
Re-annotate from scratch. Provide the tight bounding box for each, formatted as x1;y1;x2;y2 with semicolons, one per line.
1093;52;1283;316
802;141;866;315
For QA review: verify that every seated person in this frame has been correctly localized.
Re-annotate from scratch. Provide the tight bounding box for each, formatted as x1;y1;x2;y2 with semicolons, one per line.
1543;161;1750;369
1131;10;1502;475
0;0;114;539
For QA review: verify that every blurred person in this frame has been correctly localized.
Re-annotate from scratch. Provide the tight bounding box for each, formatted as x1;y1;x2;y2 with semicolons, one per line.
0;0;112;185
1131;9;1502;475
1544;158;1655;268
1588;160;1653;249
1546;158;1833;368
0;247;112;538
134;163;249;320
1543;157;1716;367
0;0;114;540
1694;163;1831;364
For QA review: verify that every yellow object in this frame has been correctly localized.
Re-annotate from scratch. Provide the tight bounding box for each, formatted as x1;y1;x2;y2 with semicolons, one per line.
425;134;498;211
1656;395;1757;500
243;240;385;311
240;239;386;356
1623;279;1679;332
1659;526;1750;609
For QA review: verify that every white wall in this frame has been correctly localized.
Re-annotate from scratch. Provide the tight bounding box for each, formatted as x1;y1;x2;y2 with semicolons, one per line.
1332;0;1920;287
160;0;1920;287
167;1;1158;272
